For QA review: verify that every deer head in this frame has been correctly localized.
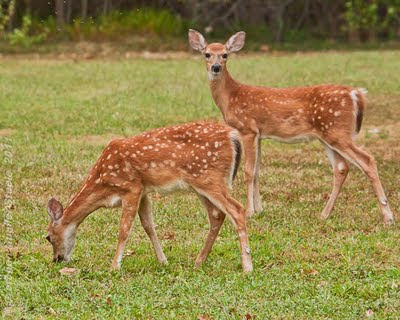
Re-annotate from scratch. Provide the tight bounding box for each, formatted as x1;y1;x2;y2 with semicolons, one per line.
46;197;77;262
188;29;245;80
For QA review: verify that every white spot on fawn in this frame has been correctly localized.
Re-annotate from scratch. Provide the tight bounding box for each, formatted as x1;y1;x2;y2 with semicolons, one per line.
338;162;346;173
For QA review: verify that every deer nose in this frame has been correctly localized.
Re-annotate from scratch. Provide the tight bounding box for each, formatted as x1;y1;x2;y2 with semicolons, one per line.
53;255;64;262
211;64;221;73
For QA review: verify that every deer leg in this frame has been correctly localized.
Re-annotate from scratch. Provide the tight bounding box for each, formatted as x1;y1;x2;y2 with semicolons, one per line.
334;142;394;225
111;185;143;270
195;196;226;267
321;145;350;220
138;195;168;265
253;137;263;213
242;133;259;217
195;185;253;272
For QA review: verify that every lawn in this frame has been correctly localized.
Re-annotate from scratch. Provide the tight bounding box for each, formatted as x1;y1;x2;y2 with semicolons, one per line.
0;51;399;319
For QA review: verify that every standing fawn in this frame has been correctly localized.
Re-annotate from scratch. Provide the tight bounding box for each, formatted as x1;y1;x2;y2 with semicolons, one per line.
46;121;253;272
188;29;394;225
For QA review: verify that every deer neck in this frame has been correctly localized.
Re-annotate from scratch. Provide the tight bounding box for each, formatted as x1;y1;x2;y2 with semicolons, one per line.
61;188;99;227
209;68;239;119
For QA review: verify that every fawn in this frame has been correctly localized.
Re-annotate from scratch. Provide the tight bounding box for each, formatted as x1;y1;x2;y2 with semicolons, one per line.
188;29;394;225
46;121;253;272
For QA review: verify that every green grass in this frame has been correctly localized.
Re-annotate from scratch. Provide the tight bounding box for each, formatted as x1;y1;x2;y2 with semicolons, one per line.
1;51;400;319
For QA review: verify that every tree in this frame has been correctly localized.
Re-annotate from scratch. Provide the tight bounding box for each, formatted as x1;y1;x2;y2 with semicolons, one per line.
55;0;64;28
81;0;88;20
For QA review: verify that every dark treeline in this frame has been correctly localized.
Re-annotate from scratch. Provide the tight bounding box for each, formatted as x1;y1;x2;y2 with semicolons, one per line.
1;0;400;44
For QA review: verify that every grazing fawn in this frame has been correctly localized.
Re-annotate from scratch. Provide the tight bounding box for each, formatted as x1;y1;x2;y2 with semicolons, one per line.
188;29;394;225
46;121;253;272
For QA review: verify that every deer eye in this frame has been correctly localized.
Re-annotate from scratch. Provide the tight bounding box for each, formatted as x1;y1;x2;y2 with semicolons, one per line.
46;235;51;243
222;54;228;59
205;53;211;59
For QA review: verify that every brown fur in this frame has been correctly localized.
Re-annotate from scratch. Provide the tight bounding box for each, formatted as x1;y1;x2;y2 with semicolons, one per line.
46;121;253;272
189;29;394;224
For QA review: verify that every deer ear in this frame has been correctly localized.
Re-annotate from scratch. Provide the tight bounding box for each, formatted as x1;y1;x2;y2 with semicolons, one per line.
225;31;246;53
188;29;208;52
47;197;64;222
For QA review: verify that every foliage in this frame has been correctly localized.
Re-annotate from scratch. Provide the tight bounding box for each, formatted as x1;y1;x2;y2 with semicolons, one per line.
344;0;400;40
1;1;400;47
0;0;15;36
6;15;48;47
62;8;186;41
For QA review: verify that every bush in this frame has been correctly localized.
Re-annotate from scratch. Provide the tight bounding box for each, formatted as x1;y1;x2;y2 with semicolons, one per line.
65;8;186;41
7;15;48;47
344;0;400;42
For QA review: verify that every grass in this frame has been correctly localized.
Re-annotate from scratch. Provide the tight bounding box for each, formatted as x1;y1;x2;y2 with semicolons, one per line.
0;51;400;319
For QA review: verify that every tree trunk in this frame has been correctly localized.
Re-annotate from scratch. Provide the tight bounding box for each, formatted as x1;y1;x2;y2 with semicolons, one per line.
103;0;110;15
348;29;360;43
367;29;377;43
268;0;294;43
81;0;88;21
7;0;17;31
55;0;64;28
66;0;73;24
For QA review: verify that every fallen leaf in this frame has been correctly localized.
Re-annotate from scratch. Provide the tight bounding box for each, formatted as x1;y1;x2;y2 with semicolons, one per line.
309;269;319;276
48;307;57;315
106;297;112;306
153;193;162;201
59;267;78;276
301;268;319;276
162;231;175;240
245;313;256;319
197;315;210;320
124;249;135;256
368;128;380;134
